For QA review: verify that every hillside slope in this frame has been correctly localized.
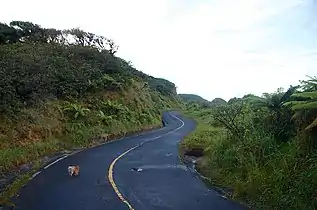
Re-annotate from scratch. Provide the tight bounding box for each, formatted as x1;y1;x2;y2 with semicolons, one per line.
178;94;210;104
0;21;180;201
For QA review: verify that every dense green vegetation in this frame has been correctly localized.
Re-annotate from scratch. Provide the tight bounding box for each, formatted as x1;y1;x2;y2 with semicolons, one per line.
181;77;317;209
0;20;180;202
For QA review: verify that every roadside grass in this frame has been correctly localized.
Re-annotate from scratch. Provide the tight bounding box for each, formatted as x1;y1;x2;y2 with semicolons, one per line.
0;173;32;207
0;138;62;172
0;122;162;207
0;118;162;207
0;160;42;207
181;109;317;210
0;90;175;206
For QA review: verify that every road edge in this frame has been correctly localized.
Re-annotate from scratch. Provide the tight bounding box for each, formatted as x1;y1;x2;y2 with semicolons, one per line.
0;121;167;208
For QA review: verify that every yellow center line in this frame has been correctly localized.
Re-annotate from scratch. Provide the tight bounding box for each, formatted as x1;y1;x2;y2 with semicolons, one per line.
107;113;185;210
108;146;138;210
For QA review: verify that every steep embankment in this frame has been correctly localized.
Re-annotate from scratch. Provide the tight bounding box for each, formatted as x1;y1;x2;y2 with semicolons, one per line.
0;21;180;203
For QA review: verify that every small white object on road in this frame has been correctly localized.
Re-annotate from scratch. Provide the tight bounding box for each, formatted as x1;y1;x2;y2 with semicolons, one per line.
131;167;143;172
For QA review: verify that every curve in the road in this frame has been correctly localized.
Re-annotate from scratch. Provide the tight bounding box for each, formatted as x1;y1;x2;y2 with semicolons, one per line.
108;146;137;210
4;111;247;210
108;113;185;210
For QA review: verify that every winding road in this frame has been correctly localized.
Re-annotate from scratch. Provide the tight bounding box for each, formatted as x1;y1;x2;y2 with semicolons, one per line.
6;111;247;210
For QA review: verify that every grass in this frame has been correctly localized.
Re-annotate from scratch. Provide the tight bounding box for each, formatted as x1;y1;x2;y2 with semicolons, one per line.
181;109;317;210
0;122;162;207
0;139;61;172
0;119;163;207
0;88;176;206
0;160;42;207
0;173;32;207
0;22;181;207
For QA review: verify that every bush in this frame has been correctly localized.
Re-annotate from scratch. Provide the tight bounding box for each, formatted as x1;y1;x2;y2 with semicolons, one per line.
182;81;317;209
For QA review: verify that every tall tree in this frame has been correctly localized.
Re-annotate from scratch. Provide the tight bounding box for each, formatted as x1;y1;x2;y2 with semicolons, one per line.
0;23;19;44
10;21;46;42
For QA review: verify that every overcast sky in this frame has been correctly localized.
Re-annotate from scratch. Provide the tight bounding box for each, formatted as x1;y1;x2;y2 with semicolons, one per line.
2;0;317;101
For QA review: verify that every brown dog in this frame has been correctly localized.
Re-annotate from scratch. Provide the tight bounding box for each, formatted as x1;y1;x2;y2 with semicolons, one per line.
68;165;80;177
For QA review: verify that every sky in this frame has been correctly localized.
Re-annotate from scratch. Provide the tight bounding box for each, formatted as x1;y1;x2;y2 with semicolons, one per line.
1;0;317;101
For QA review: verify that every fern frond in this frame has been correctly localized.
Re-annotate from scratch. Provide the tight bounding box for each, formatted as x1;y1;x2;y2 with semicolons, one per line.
292;91;317;100
300;76;317;91
283;101;307;107
82;108;90;112
306;117;317;131
291;111;302;121
305;75;317;82
98;110;106;117
292;101;317;110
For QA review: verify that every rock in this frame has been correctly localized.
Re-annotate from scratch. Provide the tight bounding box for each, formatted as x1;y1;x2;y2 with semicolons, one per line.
20;163;33;173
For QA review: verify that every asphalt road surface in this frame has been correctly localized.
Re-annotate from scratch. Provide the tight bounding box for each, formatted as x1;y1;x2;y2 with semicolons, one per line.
5;111;247;210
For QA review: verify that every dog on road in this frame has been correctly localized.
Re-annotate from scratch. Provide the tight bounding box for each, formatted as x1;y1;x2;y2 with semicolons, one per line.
68;165;80;177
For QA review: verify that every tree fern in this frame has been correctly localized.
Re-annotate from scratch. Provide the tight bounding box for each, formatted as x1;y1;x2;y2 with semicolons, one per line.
300;75;317;91
282;78;317;131
260;86;297;111
280;85;299;103
283;100;317;110
283;101;311;108
291;101;317;110
291;91;317;100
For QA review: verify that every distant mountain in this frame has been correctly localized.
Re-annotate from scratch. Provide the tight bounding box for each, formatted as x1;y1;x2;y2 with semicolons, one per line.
179;94;228;108
210;98;227;106
178;94;210;104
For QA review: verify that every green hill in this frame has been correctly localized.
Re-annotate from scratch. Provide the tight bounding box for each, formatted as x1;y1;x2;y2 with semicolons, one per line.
178;94;210;104
0;21;180;181
210;98;227;106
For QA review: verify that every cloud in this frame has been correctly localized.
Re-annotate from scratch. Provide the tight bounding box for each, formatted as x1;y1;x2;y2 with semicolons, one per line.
1;0;317;101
